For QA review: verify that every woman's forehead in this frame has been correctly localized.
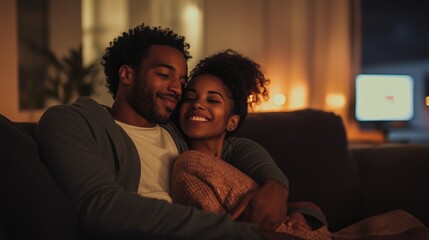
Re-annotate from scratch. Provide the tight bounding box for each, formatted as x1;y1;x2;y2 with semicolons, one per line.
187;74;229;92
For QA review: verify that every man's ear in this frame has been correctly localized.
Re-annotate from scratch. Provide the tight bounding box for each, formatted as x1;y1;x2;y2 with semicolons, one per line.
119;65;133;85
227;115;240;132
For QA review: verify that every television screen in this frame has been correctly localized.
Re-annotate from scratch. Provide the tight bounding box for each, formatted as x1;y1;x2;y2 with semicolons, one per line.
355;74;414;122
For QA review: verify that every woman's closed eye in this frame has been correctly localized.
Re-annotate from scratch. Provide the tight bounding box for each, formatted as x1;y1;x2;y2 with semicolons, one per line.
208;99;221;104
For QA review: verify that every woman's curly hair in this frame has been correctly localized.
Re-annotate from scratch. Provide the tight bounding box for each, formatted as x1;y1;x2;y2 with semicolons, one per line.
101;23;192;98
188;49;269;132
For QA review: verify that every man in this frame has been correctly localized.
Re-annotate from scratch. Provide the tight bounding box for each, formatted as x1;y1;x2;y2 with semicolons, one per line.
36;24;292;239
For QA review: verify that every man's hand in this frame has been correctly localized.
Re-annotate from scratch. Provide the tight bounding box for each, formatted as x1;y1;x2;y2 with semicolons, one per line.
231;179;289;230
284;212;311;231
257;228;304;240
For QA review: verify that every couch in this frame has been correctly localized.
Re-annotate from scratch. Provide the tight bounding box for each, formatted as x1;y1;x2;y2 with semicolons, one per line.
1;109;428;239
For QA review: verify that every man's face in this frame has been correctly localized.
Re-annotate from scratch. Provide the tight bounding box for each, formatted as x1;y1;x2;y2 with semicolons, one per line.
128;45;187;124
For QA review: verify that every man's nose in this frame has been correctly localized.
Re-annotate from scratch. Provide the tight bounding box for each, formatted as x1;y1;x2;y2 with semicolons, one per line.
168;76;182;96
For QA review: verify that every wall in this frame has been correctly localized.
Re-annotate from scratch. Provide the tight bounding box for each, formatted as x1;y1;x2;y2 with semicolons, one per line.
0;1;21;120
0;0;81;122
204;0;265;62
49;0;82;57
204;0;353;112
0;1;356;122
0;0;384;142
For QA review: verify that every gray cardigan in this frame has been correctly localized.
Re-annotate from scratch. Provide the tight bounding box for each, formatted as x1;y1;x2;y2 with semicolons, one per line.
36;97;289;240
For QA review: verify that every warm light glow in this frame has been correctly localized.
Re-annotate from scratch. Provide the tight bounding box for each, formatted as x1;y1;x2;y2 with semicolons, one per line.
289;85;307;109
249;89;287;112
82;0;128;65
326;93;346;108
273;94;286;106
183;4;200;23
426;96;429;107
182;3;203;70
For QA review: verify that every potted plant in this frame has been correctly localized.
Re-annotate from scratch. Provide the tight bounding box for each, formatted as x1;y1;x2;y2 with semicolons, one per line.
42;46;101;105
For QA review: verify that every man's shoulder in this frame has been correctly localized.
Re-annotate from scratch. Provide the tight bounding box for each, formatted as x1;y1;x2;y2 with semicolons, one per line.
43;97;106;116
37;98;125;146
40;97;113;129
73;97;106;111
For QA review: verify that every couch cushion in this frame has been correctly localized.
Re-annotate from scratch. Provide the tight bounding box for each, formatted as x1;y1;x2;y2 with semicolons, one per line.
235;109;363;231
0;114;80;239
351;144;429;227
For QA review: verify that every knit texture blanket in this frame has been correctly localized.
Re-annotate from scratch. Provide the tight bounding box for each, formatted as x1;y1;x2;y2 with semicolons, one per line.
171;150;425;239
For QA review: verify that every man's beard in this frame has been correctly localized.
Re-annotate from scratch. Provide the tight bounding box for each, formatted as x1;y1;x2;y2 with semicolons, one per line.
129;83;171;124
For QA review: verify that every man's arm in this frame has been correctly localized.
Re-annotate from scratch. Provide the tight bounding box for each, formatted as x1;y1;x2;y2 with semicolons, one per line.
36;104;262;240
231;179;289;230
223;138;290;230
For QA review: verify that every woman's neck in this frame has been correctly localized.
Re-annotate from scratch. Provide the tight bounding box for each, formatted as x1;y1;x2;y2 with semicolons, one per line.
188;138;224;158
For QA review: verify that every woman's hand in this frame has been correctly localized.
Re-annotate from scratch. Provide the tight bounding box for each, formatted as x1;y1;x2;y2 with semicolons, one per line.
231;179;289;230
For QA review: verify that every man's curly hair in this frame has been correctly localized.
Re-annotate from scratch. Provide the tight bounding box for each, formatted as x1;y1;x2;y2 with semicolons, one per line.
101;23;192;98
188;49;269;132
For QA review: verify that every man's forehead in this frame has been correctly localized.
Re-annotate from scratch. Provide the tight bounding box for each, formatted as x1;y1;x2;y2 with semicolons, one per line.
147;45;181;58
145;45;187;68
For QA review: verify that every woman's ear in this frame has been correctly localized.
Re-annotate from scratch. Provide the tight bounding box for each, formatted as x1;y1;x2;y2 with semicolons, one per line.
119;65;133;85
227;115;240;132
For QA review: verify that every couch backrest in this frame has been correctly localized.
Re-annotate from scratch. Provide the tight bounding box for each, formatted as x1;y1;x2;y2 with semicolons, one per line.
234;109;363;231
16;122;37;138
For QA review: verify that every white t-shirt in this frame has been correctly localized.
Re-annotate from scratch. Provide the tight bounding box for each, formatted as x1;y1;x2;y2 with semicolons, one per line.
116;121;179;203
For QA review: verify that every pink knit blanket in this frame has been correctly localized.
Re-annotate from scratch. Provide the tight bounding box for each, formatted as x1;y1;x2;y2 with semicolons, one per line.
171;150;425;239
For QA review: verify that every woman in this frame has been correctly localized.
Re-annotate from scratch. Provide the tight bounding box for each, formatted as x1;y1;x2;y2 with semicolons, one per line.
170;49;329;238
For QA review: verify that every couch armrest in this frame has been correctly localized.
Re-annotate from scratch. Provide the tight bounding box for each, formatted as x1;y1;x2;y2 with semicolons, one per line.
350;143;429;226
0;114;80;239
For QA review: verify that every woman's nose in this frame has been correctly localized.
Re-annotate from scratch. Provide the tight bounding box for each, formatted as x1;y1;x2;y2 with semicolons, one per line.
191;100;205;110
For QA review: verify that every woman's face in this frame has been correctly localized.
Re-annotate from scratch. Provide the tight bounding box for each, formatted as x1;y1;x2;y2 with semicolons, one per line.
179;74;239;141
